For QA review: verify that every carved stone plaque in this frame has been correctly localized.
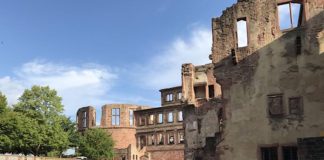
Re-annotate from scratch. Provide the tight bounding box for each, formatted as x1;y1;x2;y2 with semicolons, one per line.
268;94;283;116
289;97;303;115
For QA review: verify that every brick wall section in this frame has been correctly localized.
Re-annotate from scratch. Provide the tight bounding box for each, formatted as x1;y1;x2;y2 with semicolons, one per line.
102;128;137;149
298;137;324;160
149;150;184;160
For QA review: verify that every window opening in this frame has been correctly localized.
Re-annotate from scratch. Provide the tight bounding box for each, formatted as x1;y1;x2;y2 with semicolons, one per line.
208;85;215;98
148;114;154;125
178;131;184;144
168;132;175;145
129;110;134;126
178;92;182;100
158;133;164;145
168;112;173;123
178;111;183;122
283;146;298;160
261;147;278;160
194;85;206;99
82;111;87;128
237;18;248;47
278;2;302;30
158;113;163;124
112;108;120;126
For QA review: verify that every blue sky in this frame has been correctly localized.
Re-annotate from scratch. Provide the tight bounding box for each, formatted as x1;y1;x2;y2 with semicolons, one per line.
0;0;236;121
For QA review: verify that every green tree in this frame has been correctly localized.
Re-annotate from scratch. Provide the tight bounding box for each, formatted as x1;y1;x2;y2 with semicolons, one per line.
78;128;114;160
0;92;8;113
13;85;70;156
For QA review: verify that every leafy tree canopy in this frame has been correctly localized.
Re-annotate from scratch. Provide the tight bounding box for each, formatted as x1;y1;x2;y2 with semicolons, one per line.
78;128;114;160
0;92;8;113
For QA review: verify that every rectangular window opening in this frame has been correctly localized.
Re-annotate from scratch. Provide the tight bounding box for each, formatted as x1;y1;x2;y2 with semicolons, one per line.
158;113;163;124
261;147;278;160
167;132;175;145
177;92;182;100
148;114;154;125
208;85;215;98
82;111;87;128
129;110;134;126
282;146;298;160
237;18;248;48
112;108;120;126
194;85;206;99
178;131;184;144
168;112;173;123
178;111;183;122
278;2;303;30
157;133;164;145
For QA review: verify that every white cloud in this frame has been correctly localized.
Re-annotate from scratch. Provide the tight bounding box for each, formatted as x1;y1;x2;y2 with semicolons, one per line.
0;60;117;118
134;26;212;90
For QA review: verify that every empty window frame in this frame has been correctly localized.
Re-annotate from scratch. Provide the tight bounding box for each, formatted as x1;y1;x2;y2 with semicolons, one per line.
157;113;163;124
168;112;173;123
282;146;298;160
237;18;248;48
278;2;303;30
166;93;173;102
194;85;206;99
129;109;134;126
167;132;175;145
208;85;215;98
139;116;146;126
82;111;87;128
178;131;184;144
177;92;182;100
112;108;120;126
148;114;154;125
148;134;155;145
157;133;164;145
139;135;146;149
178;111;183;122
261;147;278;160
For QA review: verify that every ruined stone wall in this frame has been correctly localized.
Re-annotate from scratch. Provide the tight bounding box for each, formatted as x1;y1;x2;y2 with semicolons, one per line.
160;86;182;107
207;0;324;160
100;104;149;149
76;106;96;131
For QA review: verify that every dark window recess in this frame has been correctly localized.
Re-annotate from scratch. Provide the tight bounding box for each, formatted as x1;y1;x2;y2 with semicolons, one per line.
289;97;303;115
231;49;237;65
267;94;284;117
140;136;146;149
197;119;202;134
296;36;302;55
208;85;215;98
261;147;278;160
283;146;298;160
194;86;206;99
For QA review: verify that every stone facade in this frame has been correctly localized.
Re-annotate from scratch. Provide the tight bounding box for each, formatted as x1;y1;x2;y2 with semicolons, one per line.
76;106;96;131
184;0;324;160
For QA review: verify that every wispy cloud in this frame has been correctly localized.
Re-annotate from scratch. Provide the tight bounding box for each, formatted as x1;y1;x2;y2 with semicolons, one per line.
132;26;212;90
0;60;117;118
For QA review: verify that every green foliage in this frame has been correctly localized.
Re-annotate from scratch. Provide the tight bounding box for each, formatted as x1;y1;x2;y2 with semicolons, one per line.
12;85;71;156
0;92;8;113
78;128;114;160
